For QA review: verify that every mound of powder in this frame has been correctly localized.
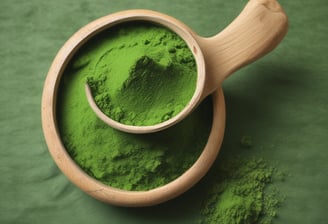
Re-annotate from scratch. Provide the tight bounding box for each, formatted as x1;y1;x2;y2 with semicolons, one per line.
199;157;286;224
83;22;197;126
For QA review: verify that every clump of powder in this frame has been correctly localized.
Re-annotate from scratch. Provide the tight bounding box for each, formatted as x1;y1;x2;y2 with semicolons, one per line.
84;22;197;126
199;157;286;224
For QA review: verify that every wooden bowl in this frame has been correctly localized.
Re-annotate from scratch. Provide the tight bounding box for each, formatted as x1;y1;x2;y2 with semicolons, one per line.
83;0;287;134
42;0;287;206
41;10;226;207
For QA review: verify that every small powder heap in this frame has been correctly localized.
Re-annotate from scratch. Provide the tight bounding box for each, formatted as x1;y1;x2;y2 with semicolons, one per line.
83;22;197;126
200;157;285;224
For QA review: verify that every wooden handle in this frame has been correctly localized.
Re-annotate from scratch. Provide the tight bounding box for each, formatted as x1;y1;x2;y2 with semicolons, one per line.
197;0;288;97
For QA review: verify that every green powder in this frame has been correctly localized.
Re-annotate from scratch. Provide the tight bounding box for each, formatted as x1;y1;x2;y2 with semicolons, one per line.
83;22;197;126
58;22;285;221
199;157;285;224
58;91;212;191
57;22;211;191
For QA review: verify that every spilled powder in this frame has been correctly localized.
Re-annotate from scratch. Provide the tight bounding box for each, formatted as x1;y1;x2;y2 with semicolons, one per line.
199;157;286;224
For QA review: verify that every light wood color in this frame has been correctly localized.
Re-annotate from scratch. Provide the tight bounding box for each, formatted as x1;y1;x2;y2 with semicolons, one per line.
84;0;288;134
42;0;288;206
197;0;288;98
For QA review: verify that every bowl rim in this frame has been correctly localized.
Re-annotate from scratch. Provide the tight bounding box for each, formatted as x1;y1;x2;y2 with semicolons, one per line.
41;9;226;206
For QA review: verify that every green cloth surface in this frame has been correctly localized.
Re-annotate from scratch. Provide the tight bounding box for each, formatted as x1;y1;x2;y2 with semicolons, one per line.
1;0;327;223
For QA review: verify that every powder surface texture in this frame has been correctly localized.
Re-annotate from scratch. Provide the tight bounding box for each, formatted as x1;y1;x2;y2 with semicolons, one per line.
57;22;211;191
84;22;197;126
199;158;285;224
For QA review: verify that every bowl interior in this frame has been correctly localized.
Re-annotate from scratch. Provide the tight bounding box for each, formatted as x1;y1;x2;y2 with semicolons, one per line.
41;10;225;206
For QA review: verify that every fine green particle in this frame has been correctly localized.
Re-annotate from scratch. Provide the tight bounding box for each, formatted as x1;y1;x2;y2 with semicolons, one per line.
57;22;211;190
240;135;253;148
83;22;197;126
199;157;285;224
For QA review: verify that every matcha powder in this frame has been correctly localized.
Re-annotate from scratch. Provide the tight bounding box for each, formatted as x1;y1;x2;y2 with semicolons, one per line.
199;157;286;224
57;21;285;223
57;22;211;191
83;22;197;126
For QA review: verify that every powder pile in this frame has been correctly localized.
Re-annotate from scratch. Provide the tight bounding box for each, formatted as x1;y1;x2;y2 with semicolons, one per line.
58;21;285;222
199;157;285;224
58;94;212;191
57;22;211;191
84;22;197;126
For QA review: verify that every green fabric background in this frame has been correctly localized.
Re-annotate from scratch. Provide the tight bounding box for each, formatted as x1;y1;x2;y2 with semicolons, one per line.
1;0;327;223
